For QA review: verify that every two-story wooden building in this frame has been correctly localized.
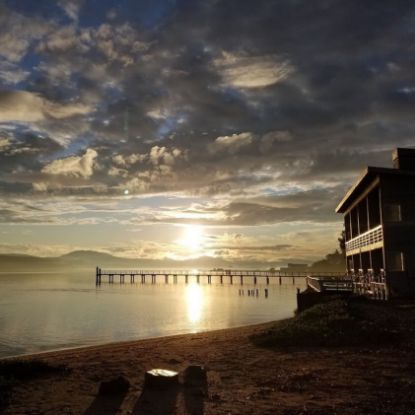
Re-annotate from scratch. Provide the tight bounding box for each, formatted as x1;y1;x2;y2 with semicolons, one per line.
336;148;415;298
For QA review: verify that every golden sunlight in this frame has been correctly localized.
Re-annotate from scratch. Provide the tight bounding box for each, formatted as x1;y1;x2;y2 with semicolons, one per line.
180;225;205;251
186;282;203;324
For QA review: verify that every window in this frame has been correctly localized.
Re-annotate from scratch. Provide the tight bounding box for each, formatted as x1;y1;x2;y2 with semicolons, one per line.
387;251;405;271
383;203;402;222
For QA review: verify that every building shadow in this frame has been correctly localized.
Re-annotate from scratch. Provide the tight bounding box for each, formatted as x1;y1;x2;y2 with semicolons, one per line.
182;385;206;415
182;367;208;415
131;385;179;415
83;390;128;415
83;376;129;415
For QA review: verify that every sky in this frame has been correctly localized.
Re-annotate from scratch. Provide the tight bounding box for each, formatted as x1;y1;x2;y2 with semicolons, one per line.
0;0;414;266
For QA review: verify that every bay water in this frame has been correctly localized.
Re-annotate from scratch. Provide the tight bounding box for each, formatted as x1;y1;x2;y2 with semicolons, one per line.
0;272;305;358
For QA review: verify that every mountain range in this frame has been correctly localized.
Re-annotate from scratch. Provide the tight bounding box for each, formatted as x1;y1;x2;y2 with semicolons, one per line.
0;249;345;272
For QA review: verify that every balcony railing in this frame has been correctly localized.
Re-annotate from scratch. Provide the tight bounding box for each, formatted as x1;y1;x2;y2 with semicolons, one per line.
346;224;383;252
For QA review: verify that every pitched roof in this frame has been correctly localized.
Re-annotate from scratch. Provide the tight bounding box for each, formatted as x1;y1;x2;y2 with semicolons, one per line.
335;166;415;213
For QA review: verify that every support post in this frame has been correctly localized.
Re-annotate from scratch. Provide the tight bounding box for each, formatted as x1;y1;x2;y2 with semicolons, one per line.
95;267;101;285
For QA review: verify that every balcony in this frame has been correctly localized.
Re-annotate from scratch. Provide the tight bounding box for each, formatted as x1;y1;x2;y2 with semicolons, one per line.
346;224;383;254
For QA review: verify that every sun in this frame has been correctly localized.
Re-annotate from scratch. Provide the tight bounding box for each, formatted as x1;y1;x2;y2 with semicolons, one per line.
180;225;204;251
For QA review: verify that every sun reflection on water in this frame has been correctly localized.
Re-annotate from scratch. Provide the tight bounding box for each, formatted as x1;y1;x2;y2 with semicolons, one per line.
186;282;203;324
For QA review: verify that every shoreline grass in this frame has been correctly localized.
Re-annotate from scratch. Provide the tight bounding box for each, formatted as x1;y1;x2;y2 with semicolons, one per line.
251;297;415;348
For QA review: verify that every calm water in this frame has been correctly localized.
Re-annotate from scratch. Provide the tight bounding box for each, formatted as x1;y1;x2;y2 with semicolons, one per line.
0;272;305;358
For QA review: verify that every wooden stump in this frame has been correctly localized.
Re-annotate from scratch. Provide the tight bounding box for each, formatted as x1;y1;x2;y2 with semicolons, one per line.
144;368;179;389
183;365;207;387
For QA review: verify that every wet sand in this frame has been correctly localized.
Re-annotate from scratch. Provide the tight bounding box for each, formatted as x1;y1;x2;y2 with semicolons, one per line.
4;321;415;415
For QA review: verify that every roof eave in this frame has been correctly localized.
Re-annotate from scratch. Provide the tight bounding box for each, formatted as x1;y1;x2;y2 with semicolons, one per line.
335;167;371;214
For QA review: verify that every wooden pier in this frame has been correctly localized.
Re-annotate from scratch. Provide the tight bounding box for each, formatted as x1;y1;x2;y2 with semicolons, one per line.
95;267;344;285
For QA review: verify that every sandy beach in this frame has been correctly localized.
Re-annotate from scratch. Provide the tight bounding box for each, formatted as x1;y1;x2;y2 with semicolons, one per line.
3;313;415;415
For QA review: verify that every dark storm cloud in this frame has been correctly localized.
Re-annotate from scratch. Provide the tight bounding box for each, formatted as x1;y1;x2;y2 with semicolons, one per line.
1;0;415;225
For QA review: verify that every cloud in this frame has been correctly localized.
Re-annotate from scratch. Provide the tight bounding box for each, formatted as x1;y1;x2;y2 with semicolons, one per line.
0;6;52;63
37;25;80;53
1;0;415;263
149;146;184;166
42;149;98;178
214;52;294;89
58;0;84;21
0;137;11;149
210;244;291;251
259;130;292;153
0;61;30;85
0;90;92;123
112;153;147;167
209;132;254;154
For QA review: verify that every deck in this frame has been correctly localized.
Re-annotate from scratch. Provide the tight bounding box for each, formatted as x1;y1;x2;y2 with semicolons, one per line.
306;276;388;300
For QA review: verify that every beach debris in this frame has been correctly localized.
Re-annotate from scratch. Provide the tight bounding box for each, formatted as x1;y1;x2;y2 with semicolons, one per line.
98;376;130;395
144;368;179;389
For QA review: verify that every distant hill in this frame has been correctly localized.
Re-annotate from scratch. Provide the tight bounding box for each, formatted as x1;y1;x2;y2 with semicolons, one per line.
0;249;347;273
0;250;234;272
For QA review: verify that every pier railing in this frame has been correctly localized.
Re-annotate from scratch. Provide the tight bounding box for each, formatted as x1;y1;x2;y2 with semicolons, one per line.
306;275;353;292
97;268;345;277
306;274;388;300
95;267;345;285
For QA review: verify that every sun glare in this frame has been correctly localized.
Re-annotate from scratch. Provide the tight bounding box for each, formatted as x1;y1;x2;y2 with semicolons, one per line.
186;283;203;324
180;225;204;251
